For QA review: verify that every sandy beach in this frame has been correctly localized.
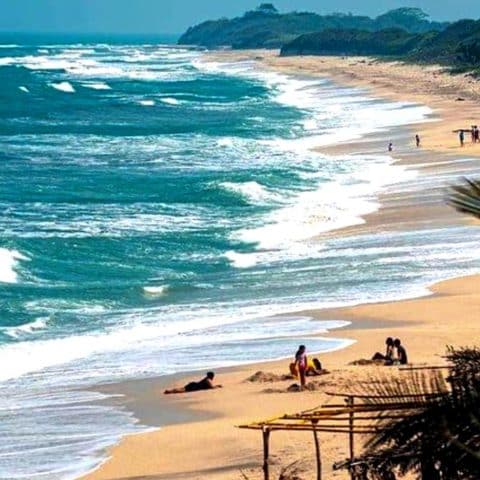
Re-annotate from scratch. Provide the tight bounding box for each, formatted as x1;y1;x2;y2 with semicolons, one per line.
79;51;480;480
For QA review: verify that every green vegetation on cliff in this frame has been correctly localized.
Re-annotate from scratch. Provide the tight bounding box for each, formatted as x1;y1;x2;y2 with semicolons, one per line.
178;4;446;49
280;18;480;70
280;28;425;57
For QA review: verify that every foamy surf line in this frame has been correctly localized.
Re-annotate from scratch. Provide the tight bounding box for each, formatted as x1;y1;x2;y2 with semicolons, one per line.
196;53;433;148
197;54;432;265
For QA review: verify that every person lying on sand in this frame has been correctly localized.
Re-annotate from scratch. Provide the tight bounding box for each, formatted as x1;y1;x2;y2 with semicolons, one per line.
372;337;394;365
164;371;222;395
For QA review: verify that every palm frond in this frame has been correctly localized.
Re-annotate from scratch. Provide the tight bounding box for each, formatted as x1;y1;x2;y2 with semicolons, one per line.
447;177;480;219
343;370;448;406
353;348;480;479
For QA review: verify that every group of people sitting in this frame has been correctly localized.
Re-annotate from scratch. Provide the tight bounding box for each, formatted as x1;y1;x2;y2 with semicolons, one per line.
372;337;408;366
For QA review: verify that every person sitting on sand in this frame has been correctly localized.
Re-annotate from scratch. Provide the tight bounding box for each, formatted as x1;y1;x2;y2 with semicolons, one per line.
372;337;394;365
307;357;323;375
164;371;222;395
393;339;408;365
291;355;321;378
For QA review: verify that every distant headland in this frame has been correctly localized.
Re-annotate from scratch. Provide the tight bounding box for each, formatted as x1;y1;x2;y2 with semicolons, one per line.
178;3;480;72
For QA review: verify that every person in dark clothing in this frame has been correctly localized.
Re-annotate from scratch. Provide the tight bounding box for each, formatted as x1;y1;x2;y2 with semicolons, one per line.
372;337;394;365
460;130;465;147
164;372;222;395
394;339;408;365
415;134;421;148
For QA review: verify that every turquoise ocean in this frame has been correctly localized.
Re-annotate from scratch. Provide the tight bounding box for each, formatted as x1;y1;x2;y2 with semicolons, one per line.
1;35;480;479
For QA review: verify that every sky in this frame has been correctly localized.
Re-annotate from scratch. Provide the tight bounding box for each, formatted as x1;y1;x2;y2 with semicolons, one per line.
0;0;478;35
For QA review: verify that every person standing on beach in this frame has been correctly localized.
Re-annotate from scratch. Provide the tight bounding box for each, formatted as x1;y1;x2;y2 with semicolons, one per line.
460;130;465;147
475;126;479;143
388;142;393;152
415;134;421;148
294;345;307;390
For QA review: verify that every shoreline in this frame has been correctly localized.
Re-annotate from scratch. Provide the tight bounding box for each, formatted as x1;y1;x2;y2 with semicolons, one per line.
79;274;480;480
78;52;480;480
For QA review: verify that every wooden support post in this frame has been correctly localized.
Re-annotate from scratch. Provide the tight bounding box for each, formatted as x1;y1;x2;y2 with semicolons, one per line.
347;396;355;480
312;420;322;480
262;428;271;480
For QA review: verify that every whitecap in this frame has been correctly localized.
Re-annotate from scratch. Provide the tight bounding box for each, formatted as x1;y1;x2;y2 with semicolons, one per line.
81;82;111;90
220;181;281;205
50;81;75;93
3;317;49;338
18;86;29;93
159;97;180;105
224;251;258;269
143;285;169;296
0;248;29;283
138;99;155;106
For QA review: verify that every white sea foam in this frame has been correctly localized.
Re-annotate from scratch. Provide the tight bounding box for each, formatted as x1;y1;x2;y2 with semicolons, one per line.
233;158;418;250
18;86;29;93
159;97;180;105
220;181;282;205
138;99;155;106
216;137;234;147
3;317;49;338
224;251;258;269
50;81;75;93
143;285;169;296
196;58;433;150
0;303;355;382
81;82;111;90
0;248;29;283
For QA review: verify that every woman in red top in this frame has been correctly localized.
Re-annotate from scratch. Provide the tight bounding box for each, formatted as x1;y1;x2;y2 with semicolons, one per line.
295;345;307;390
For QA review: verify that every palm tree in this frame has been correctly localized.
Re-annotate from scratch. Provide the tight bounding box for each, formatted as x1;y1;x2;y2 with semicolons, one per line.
349;348;480;480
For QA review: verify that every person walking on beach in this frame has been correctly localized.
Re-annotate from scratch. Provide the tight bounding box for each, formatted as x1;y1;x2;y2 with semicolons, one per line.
294;345;308;390
388;142;393;152
415;134;421;148
460;130;465;147
475;126;479;143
